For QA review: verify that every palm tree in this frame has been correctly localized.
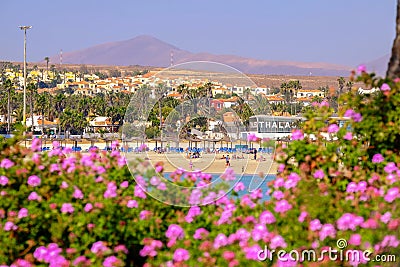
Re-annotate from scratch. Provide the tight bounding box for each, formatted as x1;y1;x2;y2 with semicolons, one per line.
387;0;400;78
4;79;13;133
243;87;252;102
44;57;49;80
26;82;37;132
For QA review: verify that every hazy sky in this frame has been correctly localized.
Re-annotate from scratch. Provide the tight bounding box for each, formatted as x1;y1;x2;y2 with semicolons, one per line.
0;0;396;67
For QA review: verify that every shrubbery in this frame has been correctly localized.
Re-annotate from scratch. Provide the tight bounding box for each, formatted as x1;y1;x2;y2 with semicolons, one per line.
0;70;398;266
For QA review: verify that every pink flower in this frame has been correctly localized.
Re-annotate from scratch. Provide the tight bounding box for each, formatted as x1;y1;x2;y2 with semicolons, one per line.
0;175;8;186
357;181;367;192
272;190;284;200
344;109;355;117
352;113;362;122
349;234;361;246
234;182;245;192
134;185;147;199
278;164;285;173
274;200;292;213
251;224;268;241
346;182;357;193
166;224;184;240
157;182;167;190
103;256;121;267
84;203;93;212
223;251;235;262
380;235;399;248
357;64;366;74
337;213;364;231
343;132;353;140
173;248;190;262
298;211;308;223
104;182;117;198
10;259;33;267
313;169;325;179
384;162;397;173
259;211;276;224
273;177;285;188
27;175;41;187
270;235;287;249
31;138;42;151
372;154;384;163
193;228;209;240
150;176;160;186
309;219;322;231
244;244;262;260
185;206;201;223
319;100;329;107
384;187;399;203
213;233;229;248
291;129;304;140
18;208;28;219
380;83;391;91
247;133;258;142
327;124;339;133
73;187;84;199
126;200;138;208
319;224;336;241
139;143;147;152
91;241;109;254
0;158;14;169
4;221;17;231
119;181;129;188
73;256;90;266
139;210;151;220
155;165;163;173
380;212;391;224
60;181;68;189
114;244;128;254
28;192;40;201
60;203;74;214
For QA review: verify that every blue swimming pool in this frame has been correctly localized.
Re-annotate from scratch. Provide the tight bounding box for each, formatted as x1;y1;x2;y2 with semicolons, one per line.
163;173;276;201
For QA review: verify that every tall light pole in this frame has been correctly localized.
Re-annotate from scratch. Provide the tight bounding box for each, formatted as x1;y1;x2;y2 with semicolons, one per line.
19;25;32;128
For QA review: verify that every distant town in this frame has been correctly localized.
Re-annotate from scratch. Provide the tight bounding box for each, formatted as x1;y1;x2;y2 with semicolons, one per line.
0;61;356;142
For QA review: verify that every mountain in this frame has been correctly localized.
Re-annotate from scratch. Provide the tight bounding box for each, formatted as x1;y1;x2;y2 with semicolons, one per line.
49;35;352;76
364;54;390;77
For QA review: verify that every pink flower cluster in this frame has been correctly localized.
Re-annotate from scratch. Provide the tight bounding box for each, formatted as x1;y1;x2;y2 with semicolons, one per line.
140;239;163;257
166;224;184;247
336;213;364;231
33;243;68;266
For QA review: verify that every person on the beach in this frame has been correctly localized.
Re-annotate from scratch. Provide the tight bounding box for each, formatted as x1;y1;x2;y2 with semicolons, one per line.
225;155;230;167
254;148;257;160
189;160;193;170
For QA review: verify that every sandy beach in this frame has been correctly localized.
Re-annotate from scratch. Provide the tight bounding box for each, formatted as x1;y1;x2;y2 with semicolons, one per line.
125;151;278;175
29;139;278;175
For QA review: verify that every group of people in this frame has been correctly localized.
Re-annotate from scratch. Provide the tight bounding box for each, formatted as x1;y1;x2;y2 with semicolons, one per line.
187;151;201;159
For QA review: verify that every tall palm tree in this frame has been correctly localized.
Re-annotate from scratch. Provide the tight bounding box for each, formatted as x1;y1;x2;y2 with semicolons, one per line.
27;82;37;132
4;79;13;133
44;57;49;79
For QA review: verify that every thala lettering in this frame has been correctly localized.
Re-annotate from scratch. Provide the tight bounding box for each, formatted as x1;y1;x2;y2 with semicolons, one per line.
254;121;294;129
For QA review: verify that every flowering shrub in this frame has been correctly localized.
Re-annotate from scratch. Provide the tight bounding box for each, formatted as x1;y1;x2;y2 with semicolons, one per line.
0;70;398;266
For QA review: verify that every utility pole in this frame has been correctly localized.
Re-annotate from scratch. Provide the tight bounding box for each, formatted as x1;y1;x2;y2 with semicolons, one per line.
19;25;32;128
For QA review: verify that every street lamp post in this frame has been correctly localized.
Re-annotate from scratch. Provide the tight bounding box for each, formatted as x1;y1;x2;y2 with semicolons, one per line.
19;25;32;128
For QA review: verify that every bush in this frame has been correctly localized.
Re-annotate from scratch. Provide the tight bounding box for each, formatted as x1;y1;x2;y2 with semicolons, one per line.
0;70;398;266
